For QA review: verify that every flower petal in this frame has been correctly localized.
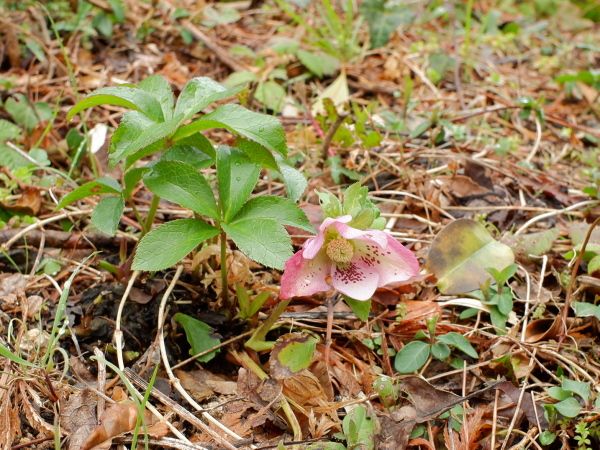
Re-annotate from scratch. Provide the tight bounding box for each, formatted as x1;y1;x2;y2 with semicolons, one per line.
331;261;380;301
353;235;419;287
303;215;352;259
329;221;389;249
280;249;331;299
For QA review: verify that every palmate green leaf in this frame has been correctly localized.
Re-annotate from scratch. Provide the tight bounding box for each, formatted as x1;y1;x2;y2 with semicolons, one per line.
110;111;160;164
173;313;221;363
67;86;165;122
254;80;286;112
174;104;287;156
222;218;292;270
426;219;515;295
144;161;218;219
237;139;278;171
162;133;215;165
217;147;260;222
296;49;339;78
91;196;124;236
394;340;431;374
174;77;241;120
57;176;121;208
437;332;478;359
5;94;52;131
138;75;175;121
132;219;219;271
277;159;308;202
0;119;21;142
232;196;313;232
116;117;181;165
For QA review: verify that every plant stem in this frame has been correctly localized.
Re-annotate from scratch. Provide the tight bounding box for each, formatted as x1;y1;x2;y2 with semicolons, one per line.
142;194;160;236
220;230;229;308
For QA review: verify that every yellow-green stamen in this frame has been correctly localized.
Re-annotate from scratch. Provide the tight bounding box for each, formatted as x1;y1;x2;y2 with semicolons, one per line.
326;238;354;264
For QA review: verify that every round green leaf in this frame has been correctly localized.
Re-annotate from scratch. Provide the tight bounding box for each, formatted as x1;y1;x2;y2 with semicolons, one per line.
554;397;581;418
394;341;430;374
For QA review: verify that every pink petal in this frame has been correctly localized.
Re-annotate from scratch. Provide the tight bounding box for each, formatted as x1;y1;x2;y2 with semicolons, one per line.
331;261;380;301
302;215;353;259
353;235;419;287
280;250;331;299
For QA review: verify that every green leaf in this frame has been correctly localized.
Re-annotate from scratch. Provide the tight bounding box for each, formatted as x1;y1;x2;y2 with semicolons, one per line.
426;219;515;295
116;117;180;164
67;86;164;122
296;49;339;77
222;218;292;270
123;167;149;199
344;296;371;321
0;342;36;368
270;333;318;375
306;443;346;450
562;379;590;402
277;159;308;202
496;291;514;316
360;0;415;48
554;397;581;418
232;196;313;232
5;95;52;131
437;332;478;358
431;341;451;360
138;75;175;121
255;80;286;112
174;77;240;120
217;148;260;222
394;341;431;374
572;302;600;319
539;431;556;446
0;119;21;142
548;386;571;401
91;196;124;236
174;104;287;156
236;139;278;171
173;313;221;363
489;307;508;333
144;161;218;219
162;133;215;165
342;405;376;450
132;219;219;271
588;254;600;275
57;177;122;208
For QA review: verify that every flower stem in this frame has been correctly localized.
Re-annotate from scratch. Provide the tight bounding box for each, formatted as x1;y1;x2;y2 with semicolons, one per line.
142;194;160;236
220;230;229;308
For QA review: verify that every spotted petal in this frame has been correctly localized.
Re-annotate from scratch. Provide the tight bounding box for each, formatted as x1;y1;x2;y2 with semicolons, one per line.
331;260;379;301
280;249;331;299
353;234;419;287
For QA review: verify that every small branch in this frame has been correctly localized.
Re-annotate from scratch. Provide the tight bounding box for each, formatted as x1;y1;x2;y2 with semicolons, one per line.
321;113;348;163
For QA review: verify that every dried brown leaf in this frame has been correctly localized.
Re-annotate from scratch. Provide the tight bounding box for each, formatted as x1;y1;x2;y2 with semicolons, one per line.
80;401;138;450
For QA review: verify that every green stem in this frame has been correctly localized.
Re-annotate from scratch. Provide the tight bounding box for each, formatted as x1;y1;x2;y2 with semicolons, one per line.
220;231;229;308
142;194;160;236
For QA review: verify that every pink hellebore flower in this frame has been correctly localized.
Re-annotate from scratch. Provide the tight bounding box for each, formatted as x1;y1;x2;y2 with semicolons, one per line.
280;215;419;301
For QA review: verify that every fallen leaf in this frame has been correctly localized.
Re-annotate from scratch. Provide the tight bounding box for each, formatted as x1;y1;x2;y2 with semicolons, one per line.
398;376;462;422
61;389;98;450
312;70;349;115
80;401;139;450
426;219;515;294
503;228;560;258
269;333;317;379
495;381;548;429
435;175;490;198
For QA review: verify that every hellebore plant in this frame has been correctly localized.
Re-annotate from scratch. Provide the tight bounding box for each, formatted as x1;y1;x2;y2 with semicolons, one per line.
280;183;419;315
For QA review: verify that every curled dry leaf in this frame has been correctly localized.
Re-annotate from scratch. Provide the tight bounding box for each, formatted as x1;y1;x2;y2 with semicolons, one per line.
398;376;462;422
80;401;139;450
524;317;575;343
